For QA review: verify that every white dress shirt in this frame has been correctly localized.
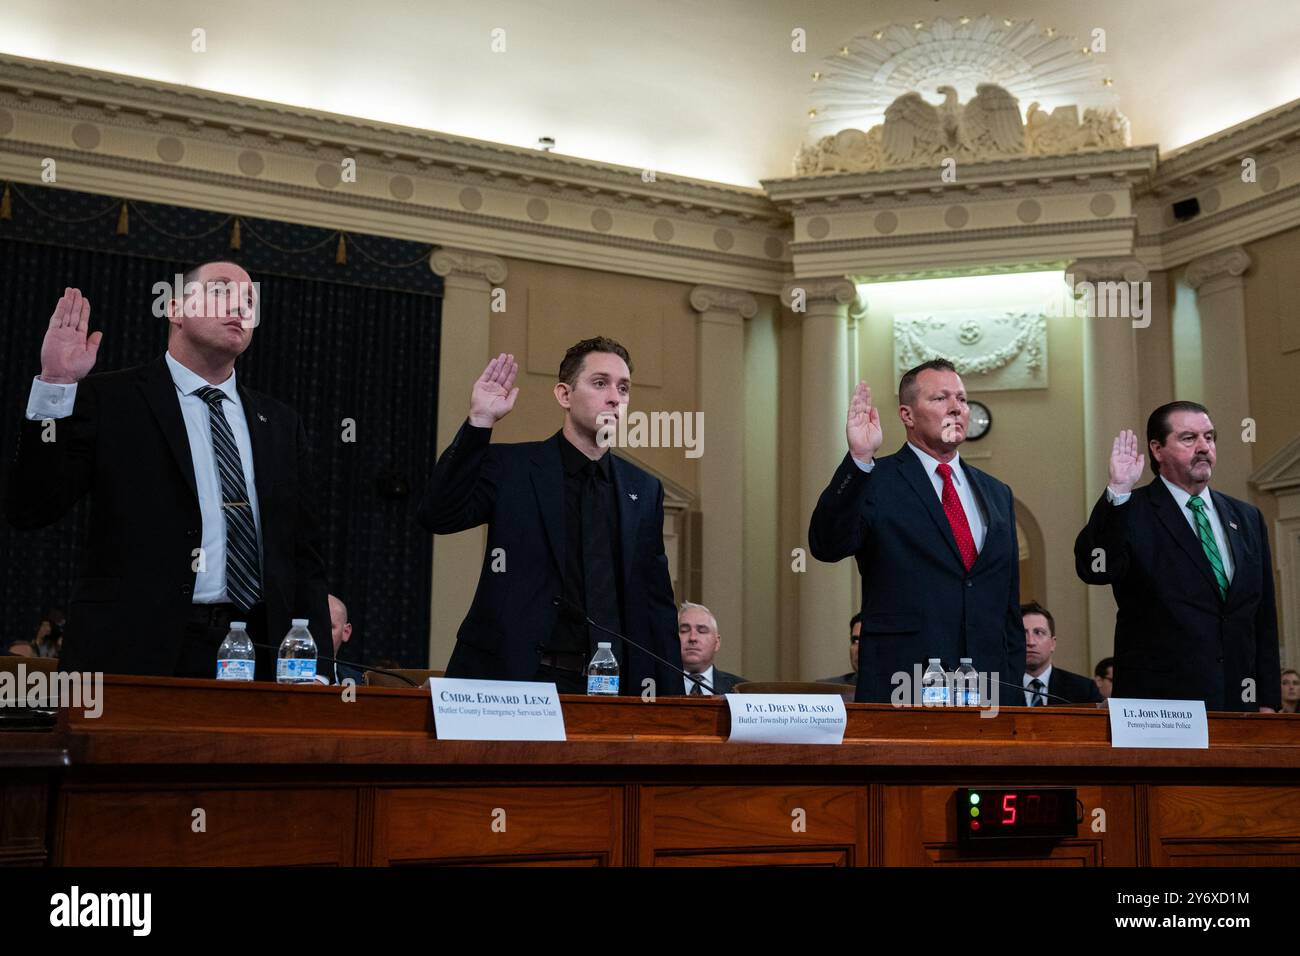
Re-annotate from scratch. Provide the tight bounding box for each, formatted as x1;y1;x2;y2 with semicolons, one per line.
852;443;987;553
1024;665;1052;706
685;665;716;696
1107;477;1233;582
25;351;264;603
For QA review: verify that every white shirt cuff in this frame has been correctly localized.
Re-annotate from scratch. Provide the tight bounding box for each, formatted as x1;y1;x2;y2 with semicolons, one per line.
26;377;78;421
1105;486;1131;506
851;455;875;473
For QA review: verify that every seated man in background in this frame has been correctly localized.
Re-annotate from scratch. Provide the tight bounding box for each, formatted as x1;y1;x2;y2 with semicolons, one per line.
1282;669;1300;714
1021;601;1103;706
1094;656;1115;700
817;612;860;685
5;607;65;658
328;594;364;685
678;602;745;695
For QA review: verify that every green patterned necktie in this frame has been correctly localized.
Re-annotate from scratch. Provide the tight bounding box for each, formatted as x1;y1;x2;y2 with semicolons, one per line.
1187;496;1229;600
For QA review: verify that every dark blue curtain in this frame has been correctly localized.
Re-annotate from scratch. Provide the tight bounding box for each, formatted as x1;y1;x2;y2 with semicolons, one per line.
0;183;441;669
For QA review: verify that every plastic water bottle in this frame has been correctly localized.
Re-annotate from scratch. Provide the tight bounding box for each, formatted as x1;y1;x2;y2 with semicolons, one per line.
276;618;318;684
586;642;619;696
215;622;255;681
956;658;980;706
921;658;950;706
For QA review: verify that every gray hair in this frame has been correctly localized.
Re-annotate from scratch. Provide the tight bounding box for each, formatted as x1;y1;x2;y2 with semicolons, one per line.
678;601;718;633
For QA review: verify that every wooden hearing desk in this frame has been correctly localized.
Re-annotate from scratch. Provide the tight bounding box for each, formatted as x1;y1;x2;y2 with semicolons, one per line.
2;676;1298;866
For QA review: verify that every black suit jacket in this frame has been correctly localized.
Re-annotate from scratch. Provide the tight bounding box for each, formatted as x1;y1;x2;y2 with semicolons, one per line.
1074;478;1281;711
3;356;331;677
1043;666;1103;706
809;444;1025;704
708;668;745;695
419;422;682;694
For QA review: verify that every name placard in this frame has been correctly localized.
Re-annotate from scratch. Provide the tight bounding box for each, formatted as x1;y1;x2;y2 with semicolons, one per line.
1108;698;1209;749
429;678;567;741
726;694;847;745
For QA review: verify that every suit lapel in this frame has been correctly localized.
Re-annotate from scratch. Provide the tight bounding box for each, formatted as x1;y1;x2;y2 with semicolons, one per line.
237;383;275;519
963;463;1004;571
611;454;644;594
895;444;964;567
530;435;565;573
1149;478;1221;595
138;356;198;501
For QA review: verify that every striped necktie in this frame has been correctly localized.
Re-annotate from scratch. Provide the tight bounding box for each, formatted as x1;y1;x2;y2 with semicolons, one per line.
195;386;262;612
1186;496;1229;601
1028;678;1045;707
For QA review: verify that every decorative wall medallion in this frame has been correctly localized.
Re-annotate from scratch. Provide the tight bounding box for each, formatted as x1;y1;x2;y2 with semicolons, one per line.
894;310;1047;391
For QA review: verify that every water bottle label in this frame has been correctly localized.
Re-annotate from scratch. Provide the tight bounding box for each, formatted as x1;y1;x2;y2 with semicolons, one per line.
216;659;255;681
277;658;317;682
586;674;619;695
921;685;950;705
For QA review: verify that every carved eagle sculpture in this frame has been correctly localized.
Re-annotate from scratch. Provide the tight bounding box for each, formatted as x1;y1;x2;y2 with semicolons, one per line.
881;84;1025;168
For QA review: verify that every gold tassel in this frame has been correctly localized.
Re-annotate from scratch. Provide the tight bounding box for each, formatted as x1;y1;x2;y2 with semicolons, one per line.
0;183;11;220
335;233;347;265
115;200;129;235
230;217;241;250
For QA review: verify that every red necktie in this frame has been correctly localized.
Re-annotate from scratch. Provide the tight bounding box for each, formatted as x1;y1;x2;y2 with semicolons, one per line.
935;462;977;571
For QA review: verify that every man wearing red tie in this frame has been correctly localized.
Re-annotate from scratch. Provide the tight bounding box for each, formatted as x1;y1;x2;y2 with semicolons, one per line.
809;359;1025;704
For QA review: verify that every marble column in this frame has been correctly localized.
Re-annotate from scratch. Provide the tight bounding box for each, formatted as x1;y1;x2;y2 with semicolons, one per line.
689;285;757;676
426;248;507;670
1186;246;1253;501
1068;257;1147;663
782;276;860;680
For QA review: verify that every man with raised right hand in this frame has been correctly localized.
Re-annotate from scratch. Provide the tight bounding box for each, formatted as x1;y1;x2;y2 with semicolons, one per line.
4;267;330;679
1074;403;1281;712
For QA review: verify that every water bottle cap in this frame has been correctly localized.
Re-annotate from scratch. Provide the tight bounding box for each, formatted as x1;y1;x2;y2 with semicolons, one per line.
597;641;612;649
291;618;309;627
959;657;972;663
927;658;941;663
231;621;247;630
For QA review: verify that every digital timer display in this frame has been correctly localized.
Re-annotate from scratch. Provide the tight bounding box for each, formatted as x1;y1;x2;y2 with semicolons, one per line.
956;787;1078;841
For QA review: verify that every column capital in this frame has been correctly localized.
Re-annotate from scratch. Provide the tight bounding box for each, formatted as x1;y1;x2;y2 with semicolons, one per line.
429;247;508;285
1065;257;1149;284
689;284;758;319
1185;246;1251;291
780;276;860;310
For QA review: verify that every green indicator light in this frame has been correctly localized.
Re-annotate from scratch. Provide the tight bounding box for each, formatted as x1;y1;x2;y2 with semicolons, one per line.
970;807;979;818
970;793;980;805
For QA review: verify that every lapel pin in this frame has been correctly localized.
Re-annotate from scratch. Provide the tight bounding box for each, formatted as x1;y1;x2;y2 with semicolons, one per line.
628;493;638;501
257;413;268;423
1229;521;1238;530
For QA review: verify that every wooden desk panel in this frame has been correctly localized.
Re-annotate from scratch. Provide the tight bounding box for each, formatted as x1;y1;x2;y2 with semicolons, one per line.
1;677;1297;867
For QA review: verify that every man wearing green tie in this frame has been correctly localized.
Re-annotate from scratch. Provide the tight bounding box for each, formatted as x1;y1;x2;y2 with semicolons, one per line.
1075;402;1281;712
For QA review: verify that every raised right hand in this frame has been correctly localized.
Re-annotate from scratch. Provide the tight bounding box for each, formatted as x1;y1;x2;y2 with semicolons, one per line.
40;288;102;384
1108;429;1146;494
846;381;883;462
468;352;520;427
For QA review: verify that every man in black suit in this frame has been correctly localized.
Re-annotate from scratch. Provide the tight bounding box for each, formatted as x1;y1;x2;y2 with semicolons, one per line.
1020;601;1103;706
677;601;745;695
1074;403;1281;712
4;266;330;679
809;359;1024;704
419;339;681;695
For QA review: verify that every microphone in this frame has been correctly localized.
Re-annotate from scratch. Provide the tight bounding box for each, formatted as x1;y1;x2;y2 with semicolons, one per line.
550;595;712;694
247;641;422;687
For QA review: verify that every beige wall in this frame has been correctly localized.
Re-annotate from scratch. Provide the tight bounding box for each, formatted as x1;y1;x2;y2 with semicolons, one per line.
485;258;701;496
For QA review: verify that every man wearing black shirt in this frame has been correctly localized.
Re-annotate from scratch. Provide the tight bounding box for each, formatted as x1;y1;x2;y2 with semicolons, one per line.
419;338;681;694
